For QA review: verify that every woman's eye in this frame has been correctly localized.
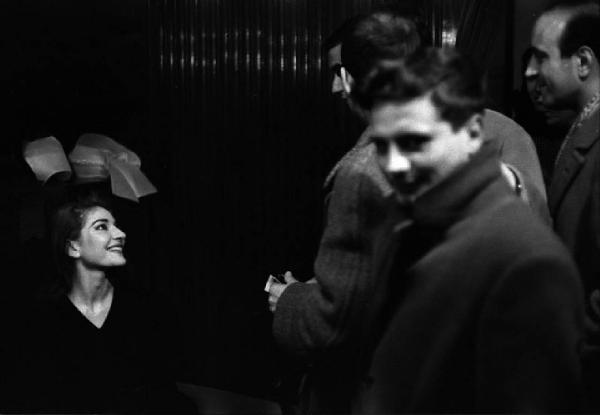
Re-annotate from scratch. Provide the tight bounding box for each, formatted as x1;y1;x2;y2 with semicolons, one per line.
95;224;108;231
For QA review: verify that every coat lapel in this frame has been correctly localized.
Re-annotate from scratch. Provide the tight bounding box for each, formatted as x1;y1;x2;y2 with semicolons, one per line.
549;107;600;214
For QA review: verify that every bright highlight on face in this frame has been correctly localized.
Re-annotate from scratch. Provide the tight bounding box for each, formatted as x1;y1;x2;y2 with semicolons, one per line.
328;44;346;97
369;95;482;200
68;206;127;270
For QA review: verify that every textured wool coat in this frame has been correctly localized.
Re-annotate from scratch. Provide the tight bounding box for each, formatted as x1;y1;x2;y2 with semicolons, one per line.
548;103;600;409
549;105;600;300
352;142;584;413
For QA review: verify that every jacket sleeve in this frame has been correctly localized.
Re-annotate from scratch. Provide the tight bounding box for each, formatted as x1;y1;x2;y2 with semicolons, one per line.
476;253;584;412
484;109;551;224
272;146;390;360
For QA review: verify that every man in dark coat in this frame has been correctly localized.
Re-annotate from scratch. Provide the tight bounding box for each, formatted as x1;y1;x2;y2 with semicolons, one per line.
349;47;584;413
526;0;600;408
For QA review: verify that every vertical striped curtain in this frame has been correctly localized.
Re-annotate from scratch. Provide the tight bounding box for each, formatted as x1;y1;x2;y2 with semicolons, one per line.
143;0;511;394
427;0;513;111
146;0;412;393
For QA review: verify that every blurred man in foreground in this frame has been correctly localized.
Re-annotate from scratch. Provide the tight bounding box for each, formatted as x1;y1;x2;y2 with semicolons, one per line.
350;46;583;414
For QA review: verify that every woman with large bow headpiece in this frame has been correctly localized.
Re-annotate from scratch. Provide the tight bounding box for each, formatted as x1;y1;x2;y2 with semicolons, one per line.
12;134;195;413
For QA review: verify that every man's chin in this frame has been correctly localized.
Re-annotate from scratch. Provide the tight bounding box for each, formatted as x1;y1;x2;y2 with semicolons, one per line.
392;193;414;206
544;110;575;128
392;184;421;203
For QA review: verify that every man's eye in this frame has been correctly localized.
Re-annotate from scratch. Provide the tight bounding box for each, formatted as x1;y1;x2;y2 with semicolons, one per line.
532;51;546;62
399;136;426;152
372;139;388;156
330;64;342;77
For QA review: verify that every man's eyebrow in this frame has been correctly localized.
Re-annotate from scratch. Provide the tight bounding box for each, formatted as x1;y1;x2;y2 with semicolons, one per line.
393;132;430;141
369;132;429;142
530;47;547;58
368;134;385;142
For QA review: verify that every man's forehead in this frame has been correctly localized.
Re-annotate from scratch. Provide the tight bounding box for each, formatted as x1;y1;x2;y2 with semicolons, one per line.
533;10;568;46
371;97;439;135
327;44;342;66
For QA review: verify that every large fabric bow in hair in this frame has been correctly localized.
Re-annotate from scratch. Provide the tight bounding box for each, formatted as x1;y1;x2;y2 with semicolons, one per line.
23;133;157;202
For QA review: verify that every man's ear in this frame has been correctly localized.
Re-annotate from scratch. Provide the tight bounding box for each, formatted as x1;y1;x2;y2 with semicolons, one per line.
340;67;354;95
465;112;484;153
466;112;483;140
67;240;80;259
574;46;595;78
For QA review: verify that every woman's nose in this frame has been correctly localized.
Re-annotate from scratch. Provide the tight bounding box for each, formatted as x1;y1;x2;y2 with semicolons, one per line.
112;226;126;241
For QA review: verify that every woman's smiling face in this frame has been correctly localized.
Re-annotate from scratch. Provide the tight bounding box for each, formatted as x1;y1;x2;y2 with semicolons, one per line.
68;206;127;269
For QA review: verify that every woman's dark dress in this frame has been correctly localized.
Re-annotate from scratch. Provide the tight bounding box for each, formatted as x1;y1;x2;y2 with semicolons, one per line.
20;282;193;413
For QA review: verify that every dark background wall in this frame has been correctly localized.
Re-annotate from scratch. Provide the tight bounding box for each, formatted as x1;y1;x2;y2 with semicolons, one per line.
1;0;529;401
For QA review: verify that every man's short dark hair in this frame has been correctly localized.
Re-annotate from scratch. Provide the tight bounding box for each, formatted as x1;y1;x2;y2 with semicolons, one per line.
545;0;600;59
323;14;366;53
341;11;425;85
354;47;486;130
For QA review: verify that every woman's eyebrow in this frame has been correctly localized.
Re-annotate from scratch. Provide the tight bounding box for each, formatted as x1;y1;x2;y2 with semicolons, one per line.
90;218;109;227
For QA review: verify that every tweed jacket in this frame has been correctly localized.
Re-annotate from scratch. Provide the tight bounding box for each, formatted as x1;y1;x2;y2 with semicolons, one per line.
353;142;584;413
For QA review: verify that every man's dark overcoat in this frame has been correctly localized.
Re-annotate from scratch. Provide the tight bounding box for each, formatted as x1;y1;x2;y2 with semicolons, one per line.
549;105;600;305
549;103;600;408
352;143;584;413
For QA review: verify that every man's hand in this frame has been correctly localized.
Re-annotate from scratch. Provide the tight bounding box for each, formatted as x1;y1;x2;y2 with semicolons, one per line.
267;271;298;312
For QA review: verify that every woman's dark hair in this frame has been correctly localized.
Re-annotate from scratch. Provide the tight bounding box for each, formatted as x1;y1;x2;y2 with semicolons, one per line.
354;47;486;131
49;187;113;292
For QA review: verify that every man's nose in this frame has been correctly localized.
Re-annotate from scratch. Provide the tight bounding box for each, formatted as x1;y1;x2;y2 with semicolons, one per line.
525;58;539;80
386;146;411;174
331;75;344;94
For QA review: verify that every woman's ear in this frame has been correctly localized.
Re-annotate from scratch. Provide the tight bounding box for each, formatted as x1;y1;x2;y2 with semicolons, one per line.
67;240;80;259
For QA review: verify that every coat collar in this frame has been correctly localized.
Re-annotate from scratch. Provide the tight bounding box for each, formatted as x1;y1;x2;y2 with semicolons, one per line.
323;128;372;190
404;141;506;230
549;104;600;214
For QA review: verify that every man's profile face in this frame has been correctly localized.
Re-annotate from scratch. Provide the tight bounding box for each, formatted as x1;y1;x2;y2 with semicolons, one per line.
527;10;579;111
369;95;481;200
327;44;347;97
526;65;576;128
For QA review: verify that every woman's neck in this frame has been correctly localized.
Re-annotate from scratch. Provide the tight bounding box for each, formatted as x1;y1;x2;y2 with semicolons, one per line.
69;266;113;308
